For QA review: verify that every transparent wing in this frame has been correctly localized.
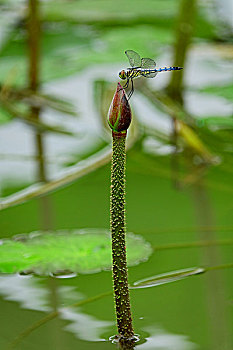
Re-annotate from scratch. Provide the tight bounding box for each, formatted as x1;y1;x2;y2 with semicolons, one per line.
140;57;157;78
125;50;141;67
141;57;156;69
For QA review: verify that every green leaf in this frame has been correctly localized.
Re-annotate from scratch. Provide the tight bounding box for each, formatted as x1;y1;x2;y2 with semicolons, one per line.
201;84;233;101
0;107;13;124
0;229;152;275
198;117;233;129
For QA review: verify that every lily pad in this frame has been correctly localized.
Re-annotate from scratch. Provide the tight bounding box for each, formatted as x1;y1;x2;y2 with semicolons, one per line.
0;229;152;276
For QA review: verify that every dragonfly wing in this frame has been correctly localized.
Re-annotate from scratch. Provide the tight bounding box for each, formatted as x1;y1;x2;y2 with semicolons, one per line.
141;57;157;78
125;50;141;67
141;57;156;69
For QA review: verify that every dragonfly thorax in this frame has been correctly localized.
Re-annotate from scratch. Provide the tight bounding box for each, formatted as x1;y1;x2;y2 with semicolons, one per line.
119;70;127;80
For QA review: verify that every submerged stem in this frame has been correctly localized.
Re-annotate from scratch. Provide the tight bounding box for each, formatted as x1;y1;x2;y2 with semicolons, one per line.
110;131;134;341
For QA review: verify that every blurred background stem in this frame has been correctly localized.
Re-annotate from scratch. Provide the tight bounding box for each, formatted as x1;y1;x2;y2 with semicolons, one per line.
28;0;53;230
192;181;231;350
166;0;197;103
166;0;231;347
166;0;197;188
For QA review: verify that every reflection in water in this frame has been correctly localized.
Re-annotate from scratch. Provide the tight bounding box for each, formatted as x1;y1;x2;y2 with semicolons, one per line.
0;275;50;312
61;307;113;342
0;274;113;345
137;326;197;350
0;274;83;313
0;274;202;349
51;271;77;279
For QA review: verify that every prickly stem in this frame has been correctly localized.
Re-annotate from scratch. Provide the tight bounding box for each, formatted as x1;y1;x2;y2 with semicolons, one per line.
110;130;134;340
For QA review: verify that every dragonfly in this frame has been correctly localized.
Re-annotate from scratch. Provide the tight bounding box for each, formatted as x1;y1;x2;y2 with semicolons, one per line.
119;50;183;99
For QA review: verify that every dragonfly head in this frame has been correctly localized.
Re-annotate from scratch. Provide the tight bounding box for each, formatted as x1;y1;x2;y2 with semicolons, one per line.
119;70;127;80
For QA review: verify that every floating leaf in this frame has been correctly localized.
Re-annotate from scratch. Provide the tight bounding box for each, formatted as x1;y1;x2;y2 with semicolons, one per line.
0;229;152;275
132;263;233;289
131;267;205;289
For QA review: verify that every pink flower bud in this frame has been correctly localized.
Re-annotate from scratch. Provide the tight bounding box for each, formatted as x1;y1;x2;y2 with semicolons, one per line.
108;83;132;133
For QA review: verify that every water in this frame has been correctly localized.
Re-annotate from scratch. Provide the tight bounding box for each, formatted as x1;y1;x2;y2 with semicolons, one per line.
0;146;232;349
0;3;232;348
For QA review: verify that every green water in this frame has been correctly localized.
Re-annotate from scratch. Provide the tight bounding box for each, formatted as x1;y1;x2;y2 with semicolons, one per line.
0;147;232;349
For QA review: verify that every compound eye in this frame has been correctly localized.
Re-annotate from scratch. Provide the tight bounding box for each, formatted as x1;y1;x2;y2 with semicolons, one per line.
119;70;126;80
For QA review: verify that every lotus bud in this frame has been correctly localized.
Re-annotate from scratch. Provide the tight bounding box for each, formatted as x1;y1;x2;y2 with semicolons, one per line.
108;83;132;134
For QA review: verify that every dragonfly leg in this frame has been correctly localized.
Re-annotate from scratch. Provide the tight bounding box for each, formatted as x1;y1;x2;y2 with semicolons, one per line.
119;79;129;93
123;79;129;89
128;79;134;100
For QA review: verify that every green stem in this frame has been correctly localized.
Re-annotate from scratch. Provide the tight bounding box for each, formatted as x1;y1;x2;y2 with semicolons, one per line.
110;131;134;340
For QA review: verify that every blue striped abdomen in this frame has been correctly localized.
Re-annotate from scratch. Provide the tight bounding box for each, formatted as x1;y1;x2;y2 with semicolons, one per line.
156;67;182;72
126;66;183;79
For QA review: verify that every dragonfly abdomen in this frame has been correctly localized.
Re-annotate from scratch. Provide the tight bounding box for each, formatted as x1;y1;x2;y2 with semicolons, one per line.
156;66;182;72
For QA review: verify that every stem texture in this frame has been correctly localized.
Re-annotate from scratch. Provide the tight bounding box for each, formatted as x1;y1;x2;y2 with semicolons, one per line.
110;131;134;339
